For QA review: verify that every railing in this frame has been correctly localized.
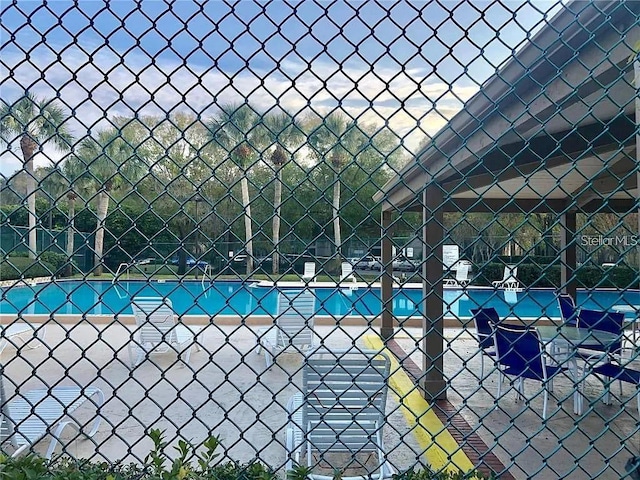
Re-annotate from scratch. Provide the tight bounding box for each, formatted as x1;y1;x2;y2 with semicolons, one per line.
112;263;130;284
201;264;212;288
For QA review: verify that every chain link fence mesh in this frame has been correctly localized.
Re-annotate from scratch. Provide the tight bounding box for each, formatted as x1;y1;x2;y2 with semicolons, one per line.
2;0;640;478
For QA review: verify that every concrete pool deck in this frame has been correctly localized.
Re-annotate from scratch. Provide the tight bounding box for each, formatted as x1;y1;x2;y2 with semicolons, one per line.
2;322;430;473
2;320;640;478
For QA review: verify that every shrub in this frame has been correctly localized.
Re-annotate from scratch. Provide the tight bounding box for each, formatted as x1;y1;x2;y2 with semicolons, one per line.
576;266;639;289
474;262;639;290
0;429;490;479
518;264;560;288
40;252;69;276
0;256;56;280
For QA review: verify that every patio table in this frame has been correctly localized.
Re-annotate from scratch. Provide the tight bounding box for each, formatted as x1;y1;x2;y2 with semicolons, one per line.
536;325;620;415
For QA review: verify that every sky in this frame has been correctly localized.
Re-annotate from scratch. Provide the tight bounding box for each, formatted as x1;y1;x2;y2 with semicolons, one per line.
0;0;562;177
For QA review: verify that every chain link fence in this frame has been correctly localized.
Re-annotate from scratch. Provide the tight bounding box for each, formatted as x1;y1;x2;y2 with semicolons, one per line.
2;0;640;478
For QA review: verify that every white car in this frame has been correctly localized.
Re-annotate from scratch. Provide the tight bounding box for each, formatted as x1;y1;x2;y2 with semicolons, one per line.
351;256;382;270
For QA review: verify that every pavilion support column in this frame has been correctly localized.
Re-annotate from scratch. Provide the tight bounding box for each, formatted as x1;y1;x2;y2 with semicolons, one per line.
421;185;446;401
635;56;640;268
380;209;394;340
560;210;577;301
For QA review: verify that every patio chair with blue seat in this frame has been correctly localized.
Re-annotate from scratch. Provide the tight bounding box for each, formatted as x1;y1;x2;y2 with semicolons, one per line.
493;324;567;420
256;290;316;368
582;361;640;413
285;348;395;480
470;307;500;382
558;293;578;326
548;293;579;360
0;367;104;458
129;297;202;369
492;265;519;290
575;309;624;361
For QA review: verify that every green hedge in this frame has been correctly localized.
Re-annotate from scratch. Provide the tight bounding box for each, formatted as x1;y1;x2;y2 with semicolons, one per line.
474;263;638;289
0;430;490;480
0;256;57;281
40;252;69;275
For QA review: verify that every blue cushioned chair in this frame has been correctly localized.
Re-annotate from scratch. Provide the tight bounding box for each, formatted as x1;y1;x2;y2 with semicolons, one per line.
557;294;578;326
585;362;640;412
576;309;624;360
470;307;500;381
494;324;567;419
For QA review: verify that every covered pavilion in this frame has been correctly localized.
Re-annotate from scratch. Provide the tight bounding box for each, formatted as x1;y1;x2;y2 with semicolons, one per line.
373;0;640;400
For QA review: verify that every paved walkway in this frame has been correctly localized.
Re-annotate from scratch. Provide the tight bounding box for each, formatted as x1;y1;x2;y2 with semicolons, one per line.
3;321;638;478
393;328;640;480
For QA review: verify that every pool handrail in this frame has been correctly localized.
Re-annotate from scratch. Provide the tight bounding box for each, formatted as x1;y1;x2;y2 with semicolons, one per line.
201;264;213;288
113;263;130;284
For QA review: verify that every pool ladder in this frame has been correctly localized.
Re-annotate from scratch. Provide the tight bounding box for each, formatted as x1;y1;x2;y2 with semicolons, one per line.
113;263;131;284
201;264;213;288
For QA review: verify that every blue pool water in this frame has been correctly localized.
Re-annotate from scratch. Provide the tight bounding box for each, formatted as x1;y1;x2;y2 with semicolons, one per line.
2;280;639;320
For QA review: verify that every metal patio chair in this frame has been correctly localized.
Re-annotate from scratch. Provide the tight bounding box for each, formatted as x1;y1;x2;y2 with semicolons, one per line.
444;262;470;287
340;262;356;283
558;293;578;327
129;297;202;369
285;348;395;480
0;369;104;458
575;309;624;361
0;322;46;355
492;265;520;290
302;262;317;282
494;324;567;420
583;361;640;412
470;307;500;382
256;290;317;368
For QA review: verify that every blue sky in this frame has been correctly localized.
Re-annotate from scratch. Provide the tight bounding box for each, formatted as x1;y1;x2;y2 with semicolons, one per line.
0;0;560;176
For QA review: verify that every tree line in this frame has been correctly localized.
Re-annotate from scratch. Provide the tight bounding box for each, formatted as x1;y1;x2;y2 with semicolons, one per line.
3;93;636;277
1;93;413;276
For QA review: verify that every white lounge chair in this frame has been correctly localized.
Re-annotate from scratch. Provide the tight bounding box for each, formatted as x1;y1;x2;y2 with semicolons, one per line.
256;290;316;368
340;262;356;283
443;262;470;287
285;348;395;480
129;297;202;369
0;374;104;458
302;262;316;282
0;322;46;355
492;265;520;290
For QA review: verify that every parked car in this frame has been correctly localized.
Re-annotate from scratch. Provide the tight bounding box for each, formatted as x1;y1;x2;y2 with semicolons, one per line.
393;257;420;272
367;257;383;271
171;256;209;268
353;256;381;270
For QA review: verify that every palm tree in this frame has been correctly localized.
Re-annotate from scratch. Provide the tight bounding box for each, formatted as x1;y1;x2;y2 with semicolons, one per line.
76;128;144;276
308;113;364;259
0;93;73;259
208;103;263;275
263;112;304;274
61;156;87;276
37;164;66;231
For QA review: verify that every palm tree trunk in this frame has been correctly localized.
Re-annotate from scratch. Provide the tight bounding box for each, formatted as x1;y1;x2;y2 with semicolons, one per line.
93;189;110;276
272;168;282;275
65;195;76;277
241;176;254;275
20;135;37;260
332;171;342;258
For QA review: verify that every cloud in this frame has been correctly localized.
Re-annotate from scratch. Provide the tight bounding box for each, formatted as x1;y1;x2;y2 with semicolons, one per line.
0;36;480;177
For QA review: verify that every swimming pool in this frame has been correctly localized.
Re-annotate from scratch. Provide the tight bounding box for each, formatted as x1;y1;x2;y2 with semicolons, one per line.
2;280;639;319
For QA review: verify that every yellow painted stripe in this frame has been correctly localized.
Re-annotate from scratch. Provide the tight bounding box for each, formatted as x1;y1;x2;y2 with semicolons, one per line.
363;334;475;473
